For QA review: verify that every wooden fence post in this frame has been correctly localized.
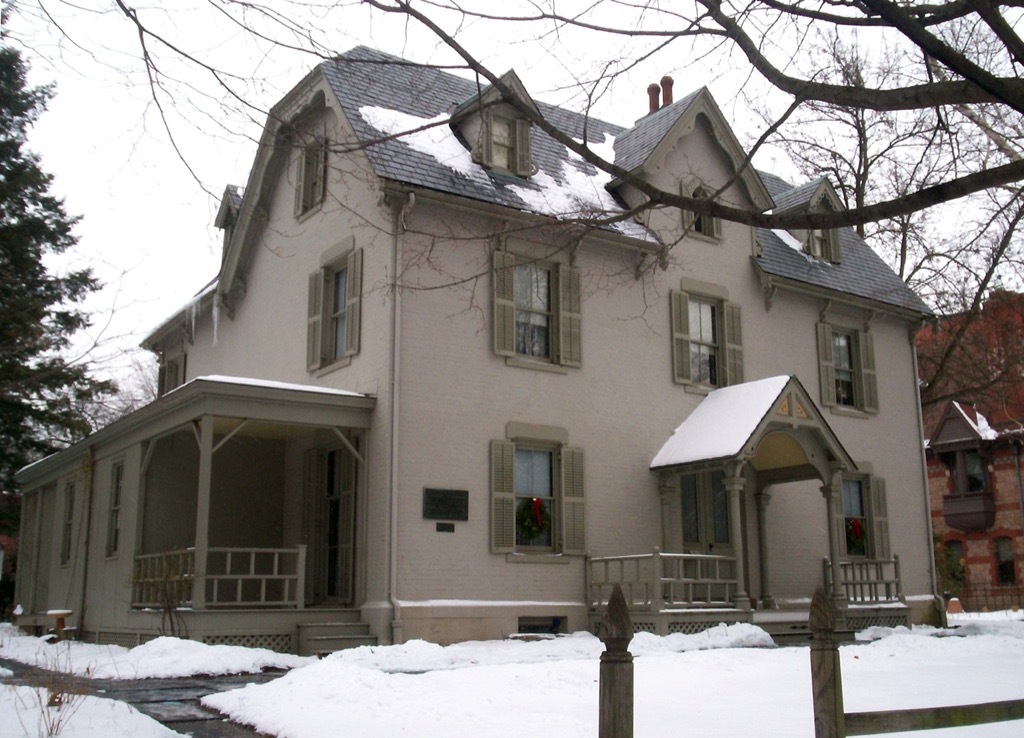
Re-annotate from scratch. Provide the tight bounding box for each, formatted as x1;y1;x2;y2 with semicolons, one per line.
810;586;846;738
599;583;634;738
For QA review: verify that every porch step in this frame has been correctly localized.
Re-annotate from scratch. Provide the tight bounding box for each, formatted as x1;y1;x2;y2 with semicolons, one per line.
297;620;377;656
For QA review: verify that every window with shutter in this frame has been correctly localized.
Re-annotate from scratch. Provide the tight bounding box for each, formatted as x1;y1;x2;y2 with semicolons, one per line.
295;137;327;216
493;249;581;368
490;437;585;556
481;113;533;177
836;475;890;559
670;290;742;388
816;323;878;414
307;247;362;372
682;185;721;239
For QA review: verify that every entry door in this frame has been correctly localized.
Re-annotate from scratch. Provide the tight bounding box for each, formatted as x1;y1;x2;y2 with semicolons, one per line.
680;470;733;557
324;447;357;604
679;471;735;601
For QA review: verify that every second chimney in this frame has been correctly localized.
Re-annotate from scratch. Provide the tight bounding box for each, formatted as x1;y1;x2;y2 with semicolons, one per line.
648;83;661;114
661;75;674;106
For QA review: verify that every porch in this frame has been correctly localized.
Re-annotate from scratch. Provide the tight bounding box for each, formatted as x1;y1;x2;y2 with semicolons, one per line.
587;548;909;637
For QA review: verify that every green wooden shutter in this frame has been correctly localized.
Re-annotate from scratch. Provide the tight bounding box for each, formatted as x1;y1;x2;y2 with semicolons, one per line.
825;230;841;263
481;113;494;167
561;447;586;555
294;143;306;216
558;263;582;366
310;139;326;208
817;322;837;407
870;477;890;559
859;330;878;414
344;248;362;358
723;302;743;387
514;119;532;176
493;250;516;356
670;290;691;384
307;271;325;371
491;440;515;553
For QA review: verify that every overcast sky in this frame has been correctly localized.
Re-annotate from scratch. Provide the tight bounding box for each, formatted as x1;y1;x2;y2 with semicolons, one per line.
6;1;776;390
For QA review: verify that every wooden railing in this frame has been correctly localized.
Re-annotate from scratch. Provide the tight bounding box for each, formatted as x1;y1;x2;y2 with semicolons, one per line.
132;546;306;609
133;548;195;608
588;548;737;611
205;546;306;608
823;555;903;604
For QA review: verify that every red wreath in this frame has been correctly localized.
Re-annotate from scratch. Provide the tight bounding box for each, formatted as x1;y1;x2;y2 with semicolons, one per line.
849;518;863;541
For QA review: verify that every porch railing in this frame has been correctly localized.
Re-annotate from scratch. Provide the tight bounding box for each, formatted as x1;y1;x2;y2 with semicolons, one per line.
823;555;903;604
132;546;306;609
588;548;738;611
133;548;196;609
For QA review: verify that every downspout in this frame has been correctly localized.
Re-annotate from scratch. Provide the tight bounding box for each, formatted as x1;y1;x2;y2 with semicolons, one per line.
77;445;97;635
910;331;941;620
387;193;411;644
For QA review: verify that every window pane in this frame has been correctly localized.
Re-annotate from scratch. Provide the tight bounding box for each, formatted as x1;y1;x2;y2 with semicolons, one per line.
842;479;867;557
514;264;551;358
515;448;554;548
965;452;985;493
331;268;348;361
996;537;1016;584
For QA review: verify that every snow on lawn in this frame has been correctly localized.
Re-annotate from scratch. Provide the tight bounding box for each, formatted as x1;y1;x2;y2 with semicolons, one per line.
3;617;1024;737
204;618;1024;738
0;623;313;679
0;686;185;738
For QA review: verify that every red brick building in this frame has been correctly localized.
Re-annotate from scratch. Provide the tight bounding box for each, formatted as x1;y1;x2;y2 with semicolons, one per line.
925;401;1024;610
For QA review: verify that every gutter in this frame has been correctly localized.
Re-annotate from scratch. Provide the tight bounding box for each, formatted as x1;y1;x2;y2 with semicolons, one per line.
387;193;409;644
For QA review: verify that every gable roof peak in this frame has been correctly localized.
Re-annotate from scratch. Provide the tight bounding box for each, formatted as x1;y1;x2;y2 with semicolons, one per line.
449;68;540;122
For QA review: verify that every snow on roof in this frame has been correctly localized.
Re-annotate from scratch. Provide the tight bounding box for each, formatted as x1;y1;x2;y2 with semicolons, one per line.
184;375;366;398
651;376;791;469
952;400;999;441
357;104;650;241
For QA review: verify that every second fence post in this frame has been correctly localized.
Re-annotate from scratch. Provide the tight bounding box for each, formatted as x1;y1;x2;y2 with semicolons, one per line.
810;586;846;738
599;583;634;738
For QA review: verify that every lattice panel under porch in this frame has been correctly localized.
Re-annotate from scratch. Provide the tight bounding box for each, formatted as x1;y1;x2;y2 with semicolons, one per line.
631;622;657;634
667;621;717;635
203;633;293;653
845;614;909;630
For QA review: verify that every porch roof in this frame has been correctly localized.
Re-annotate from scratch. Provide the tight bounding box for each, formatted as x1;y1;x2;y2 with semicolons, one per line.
16;375;376;486
650;375;855;475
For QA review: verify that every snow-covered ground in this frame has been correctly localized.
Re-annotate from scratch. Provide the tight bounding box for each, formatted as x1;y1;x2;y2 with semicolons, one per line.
1;611;1023;737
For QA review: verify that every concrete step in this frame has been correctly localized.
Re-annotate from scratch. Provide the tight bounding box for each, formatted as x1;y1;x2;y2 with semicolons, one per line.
297;620;377;656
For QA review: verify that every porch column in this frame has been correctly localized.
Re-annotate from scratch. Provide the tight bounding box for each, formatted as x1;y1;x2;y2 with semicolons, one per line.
755;489;776;610
821;470;846;607
725;472;751;611
658;479;676;551
193;414;214;610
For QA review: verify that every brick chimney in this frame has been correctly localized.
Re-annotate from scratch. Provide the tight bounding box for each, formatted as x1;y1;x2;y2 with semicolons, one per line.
661;75;674;106
648;83;661;114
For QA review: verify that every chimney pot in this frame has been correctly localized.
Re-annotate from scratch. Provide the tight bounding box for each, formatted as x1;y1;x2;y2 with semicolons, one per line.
661;75;674;106
647;83;661;114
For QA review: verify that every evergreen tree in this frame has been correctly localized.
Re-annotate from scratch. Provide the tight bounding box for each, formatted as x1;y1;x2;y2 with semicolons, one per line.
0;46;112;502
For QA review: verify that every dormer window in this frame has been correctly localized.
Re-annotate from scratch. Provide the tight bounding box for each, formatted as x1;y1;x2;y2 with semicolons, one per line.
295;137;327;216
483;112;532;176
808;227;839;262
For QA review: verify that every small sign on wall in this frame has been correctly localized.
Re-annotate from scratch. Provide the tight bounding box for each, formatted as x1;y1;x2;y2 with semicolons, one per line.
423;488;469;521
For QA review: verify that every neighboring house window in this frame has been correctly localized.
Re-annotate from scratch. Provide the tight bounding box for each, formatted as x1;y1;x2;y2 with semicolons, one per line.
670;290;742;388
493;250;581;367
943;450;987;496
836;476;889;559
107;462;124;556
995;537;1016;585
482;114;532;176
295;137;327;216
60;481;75;565
683;186;721;239
490;439;585;555
307;248;362;371
816;323;878;413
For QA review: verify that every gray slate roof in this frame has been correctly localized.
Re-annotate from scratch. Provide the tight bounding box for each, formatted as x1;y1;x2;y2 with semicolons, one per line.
320;47;643;236
316;47;929;316
755;172;931;315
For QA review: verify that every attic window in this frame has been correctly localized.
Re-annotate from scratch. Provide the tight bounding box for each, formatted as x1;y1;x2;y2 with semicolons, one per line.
483;113;532;177
295;137;327;216
807;227;839;262
682;185;721;239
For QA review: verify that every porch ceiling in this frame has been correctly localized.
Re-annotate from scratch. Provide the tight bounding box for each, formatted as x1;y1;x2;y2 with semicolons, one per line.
650;375;855;479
